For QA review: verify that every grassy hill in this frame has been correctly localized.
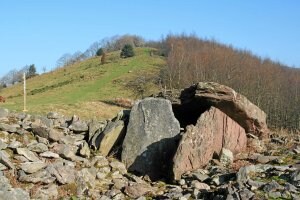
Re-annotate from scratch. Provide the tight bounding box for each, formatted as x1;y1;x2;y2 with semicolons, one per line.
0;48;165;119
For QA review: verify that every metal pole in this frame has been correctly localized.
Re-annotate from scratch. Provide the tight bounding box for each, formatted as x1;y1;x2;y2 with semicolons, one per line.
23;73;27;112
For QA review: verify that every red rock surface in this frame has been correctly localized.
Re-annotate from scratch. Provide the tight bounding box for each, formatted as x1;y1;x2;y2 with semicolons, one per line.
172;107;247;180
180;82;269;138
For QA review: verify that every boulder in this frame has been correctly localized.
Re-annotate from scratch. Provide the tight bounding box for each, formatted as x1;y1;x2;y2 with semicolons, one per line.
172;107;247;180
122;98;180;180
180;82;269;138
98;120;126;156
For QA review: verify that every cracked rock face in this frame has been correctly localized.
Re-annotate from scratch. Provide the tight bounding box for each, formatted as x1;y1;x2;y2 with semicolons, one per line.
172;107;247;180
121;98;181;180
180;82;269;138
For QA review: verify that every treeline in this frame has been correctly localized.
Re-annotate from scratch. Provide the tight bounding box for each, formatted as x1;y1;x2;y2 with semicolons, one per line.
152;34;300;130
56;34;144;67
0;64;38;87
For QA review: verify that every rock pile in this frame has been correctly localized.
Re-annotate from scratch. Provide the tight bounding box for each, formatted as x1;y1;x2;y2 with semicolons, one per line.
0;82;298;199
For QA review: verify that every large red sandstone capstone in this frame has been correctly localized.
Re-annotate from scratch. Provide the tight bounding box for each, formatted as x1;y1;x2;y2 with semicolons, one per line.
180;82;269;138
172;107;247;180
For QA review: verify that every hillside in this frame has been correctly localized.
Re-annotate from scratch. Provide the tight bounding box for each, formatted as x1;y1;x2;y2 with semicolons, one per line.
0;47;165;119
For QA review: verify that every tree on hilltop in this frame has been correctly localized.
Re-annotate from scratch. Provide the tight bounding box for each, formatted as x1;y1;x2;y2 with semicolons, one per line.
120;44;135;58
26;64;37;78
96;48;104;56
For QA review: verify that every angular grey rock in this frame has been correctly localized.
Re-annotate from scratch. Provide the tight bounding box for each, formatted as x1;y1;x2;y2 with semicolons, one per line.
32;116;53;128
110;160;127;174
0;123;18;133
18;169;56;184
239;188;255;200
0;162;7;170
122;98;180;180
27;142;48;153
31;126;49;138
0;175;30;200
219;148;234;167
36;135;49;145
48;128;64;142
46;162;76;184
237;165;257;183
69;120;88;132
47;112;61;119
19;161;47;173
8;141;23;149
32;184;58;200
14;155;29;162
79;141;90;158
88;119;107;143
55;144;87;163
39;151;60;158
16;148;40;162
0;140;8;150
124;182;155;199
268;191;282;199
92;156;109;168
0;150;15;169
98;120;125;156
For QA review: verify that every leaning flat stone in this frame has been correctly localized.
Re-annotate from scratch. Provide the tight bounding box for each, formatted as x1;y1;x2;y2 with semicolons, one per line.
122;98;181;180
98;120;125;156
88;120;107;143
39;151;60;158
16;148;40;162
20;161;47;174
0;150;15;169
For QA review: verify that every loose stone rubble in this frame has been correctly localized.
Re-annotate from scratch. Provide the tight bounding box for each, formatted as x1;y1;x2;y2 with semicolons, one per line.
0;82;299;199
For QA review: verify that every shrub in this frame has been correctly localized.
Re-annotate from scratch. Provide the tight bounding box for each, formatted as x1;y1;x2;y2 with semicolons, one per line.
101;53;106;65
120;44;135;58
96;48;104;56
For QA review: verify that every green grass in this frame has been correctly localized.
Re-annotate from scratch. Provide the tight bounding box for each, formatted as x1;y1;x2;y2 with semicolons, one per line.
0;47;165;119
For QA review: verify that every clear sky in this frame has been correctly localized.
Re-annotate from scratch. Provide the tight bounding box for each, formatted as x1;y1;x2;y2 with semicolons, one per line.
0;0;299;77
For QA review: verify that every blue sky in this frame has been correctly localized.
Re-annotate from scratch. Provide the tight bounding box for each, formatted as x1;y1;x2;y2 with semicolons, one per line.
0;0;299;77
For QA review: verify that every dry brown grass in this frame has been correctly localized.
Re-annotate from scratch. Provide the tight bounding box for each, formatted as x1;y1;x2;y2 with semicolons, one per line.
45;101;123;121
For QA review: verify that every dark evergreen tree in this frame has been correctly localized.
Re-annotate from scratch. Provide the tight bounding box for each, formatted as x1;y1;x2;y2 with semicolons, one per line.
96;48;104;56
26;64;37;78
120;44;135;58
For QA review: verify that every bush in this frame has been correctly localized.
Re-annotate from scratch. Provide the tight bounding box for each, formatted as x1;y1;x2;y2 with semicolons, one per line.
96;48;104;56
120;44;135;58
101;53;106;65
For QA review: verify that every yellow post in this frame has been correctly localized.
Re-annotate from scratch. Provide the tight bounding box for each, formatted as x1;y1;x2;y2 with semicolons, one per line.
23;73;27;112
